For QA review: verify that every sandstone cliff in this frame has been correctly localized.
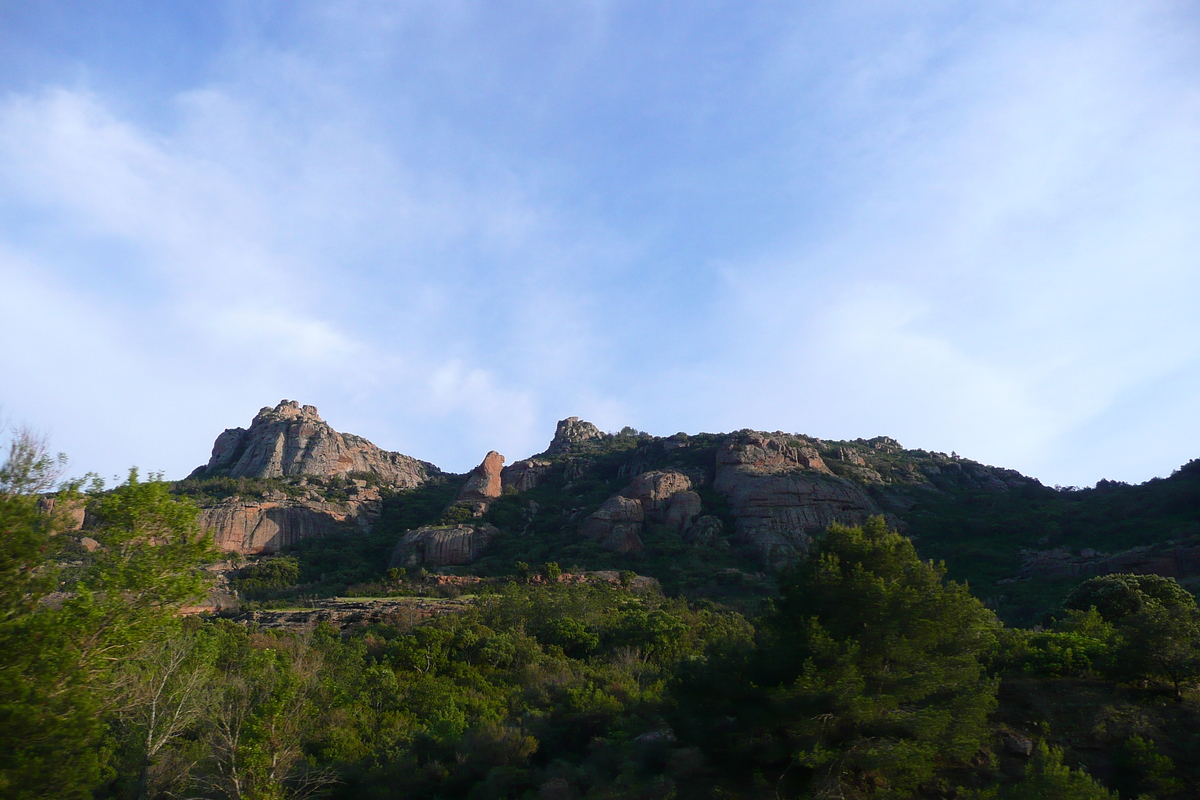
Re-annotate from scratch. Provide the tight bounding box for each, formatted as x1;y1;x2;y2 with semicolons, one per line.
390;524;498;567
1017;543;1200;582
713;432;880;569
198;400;438;488
189;401;443;554
501;458;552;493
200;488;382;555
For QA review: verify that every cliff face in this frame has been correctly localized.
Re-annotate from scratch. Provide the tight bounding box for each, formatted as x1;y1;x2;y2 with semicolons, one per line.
200;489;382;555
191;401;439;554
454;451;505;515
199;400;438;488
543;416;607;455
713;432;880;569
390;524;498;567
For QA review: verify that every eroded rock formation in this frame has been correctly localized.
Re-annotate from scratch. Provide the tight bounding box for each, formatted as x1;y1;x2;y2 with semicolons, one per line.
544;416;607;455
579;470;702;553
390;524;498;567
1017;543;1200;581
190;401;442;554
714;432;879;569
579;495;646;554
502;459;552;493
455;451;505;515
199;400;437;488
201;490;381;555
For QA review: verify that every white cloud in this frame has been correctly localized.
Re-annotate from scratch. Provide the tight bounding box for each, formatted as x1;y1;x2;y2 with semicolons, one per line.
2;1;1198;487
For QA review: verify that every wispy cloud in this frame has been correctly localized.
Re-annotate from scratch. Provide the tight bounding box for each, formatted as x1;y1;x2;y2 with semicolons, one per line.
1;1;1198;486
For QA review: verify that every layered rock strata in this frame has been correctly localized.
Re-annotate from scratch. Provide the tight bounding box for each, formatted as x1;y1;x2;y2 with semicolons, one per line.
1017;543;1200;581
390;524;498;567
201;489;381;555
714;432;879;569
199;400;437;488
191;401;440;554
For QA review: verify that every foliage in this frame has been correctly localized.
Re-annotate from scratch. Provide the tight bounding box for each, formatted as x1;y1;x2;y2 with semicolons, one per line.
997;742;1118;799
1064;573;1196;622
174;474;307;503
673;517;999;797
235;556;302;594
0;436;217;799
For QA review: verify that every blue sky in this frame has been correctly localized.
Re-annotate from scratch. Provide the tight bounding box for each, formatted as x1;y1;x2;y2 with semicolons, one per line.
2;1;1199;487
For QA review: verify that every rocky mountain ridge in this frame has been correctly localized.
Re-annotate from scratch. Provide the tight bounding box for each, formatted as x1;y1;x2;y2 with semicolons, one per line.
153;400;1200;622
180;401;1040;572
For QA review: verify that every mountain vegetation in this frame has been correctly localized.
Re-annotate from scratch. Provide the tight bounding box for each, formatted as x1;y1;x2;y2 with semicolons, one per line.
6;405;1200;799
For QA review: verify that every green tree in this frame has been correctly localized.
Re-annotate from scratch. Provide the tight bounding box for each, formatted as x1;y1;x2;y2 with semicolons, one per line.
1063;573;1195;622
0;430;103;798
1065;573;1200;698
1114;603;1200;699
999;742;1118;799
0;444;219;799
675;517;999;798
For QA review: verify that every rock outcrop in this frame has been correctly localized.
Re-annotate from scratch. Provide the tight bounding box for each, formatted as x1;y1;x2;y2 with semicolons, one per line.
390;524;498;567
201;490;381;554
197;400;437;488
1017;543;1200;581
502;459;552;493
544;416;607;455
37;495;87;531
714;432;879;569
455;451;505;514
580;495;646;554
579;470;703;553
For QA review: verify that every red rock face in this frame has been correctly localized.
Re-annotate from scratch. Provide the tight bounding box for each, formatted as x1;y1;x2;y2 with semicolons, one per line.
199;495;379;555
714;432;879;569
578;470;702;554
1017;544;1200;580
456;451;505;512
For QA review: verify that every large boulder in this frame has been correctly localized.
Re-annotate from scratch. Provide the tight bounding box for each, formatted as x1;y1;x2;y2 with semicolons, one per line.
623;470;694;515
196;400;438;488
579;470;701;553
714;432;879;569
390;524;498;567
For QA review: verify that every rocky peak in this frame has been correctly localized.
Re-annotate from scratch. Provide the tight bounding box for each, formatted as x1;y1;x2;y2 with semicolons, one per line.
196;399;438;488
545;416;607;455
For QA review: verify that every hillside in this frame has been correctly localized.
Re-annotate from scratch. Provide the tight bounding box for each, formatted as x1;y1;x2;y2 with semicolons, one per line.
9;411;1200;798
171;401;1200;624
